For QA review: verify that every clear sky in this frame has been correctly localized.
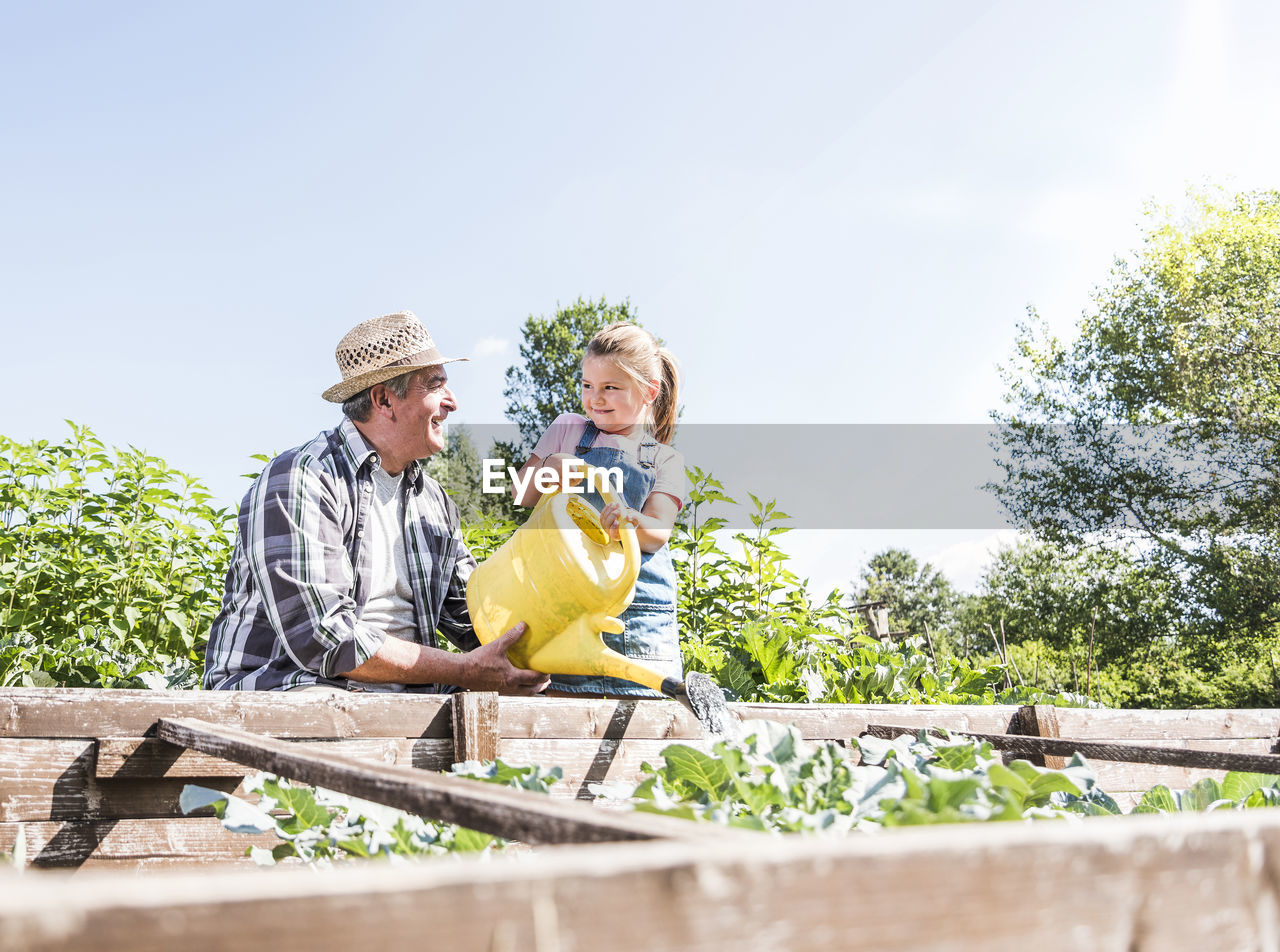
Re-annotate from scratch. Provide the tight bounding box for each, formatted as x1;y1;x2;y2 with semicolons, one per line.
3;1;1278;594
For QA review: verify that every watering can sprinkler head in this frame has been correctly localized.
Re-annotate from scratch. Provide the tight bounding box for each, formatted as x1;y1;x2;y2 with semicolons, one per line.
660;672;733;736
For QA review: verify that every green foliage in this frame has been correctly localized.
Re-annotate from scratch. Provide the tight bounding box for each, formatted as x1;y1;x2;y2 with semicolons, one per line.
619;724;1280;832
181;760;563;866
1;823;25;870
461;509;521;565
993;186;1280;678
501;296;643;455
1131;771;1280;814
671;468;1037;705
0;423;233;688
960;538;1280;708
613;721;1121;833
425;424;487;522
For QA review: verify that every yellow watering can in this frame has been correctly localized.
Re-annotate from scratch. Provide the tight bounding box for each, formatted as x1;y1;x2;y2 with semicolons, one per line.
466;468;730;731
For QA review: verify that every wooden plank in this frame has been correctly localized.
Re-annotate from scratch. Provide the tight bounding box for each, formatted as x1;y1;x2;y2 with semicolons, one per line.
1;737;256;822
0;819;276;870
451;692;499;764
865;725;1280;773
1;739;96;822
0;688;452;738
1031;706;1280;740
95;737;454;778
496;698;1024;741
1088;761;1229;796
5;810;1280;950
743;703;1025;740
1024;703;1067;768
497;697;703;740
1067;737;1279;754
155;717;736;846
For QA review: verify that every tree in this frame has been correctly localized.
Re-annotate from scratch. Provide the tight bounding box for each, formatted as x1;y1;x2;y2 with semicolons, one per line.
958;539;1279;708
959;540;1180;665
993;187;1280;645
501;296;642;455
425;425;484;522
853;548;956;642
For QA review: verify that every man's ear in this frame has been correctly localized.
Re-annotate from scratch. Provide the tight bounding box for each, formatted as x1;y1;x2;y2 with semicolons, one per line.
370;383;393;415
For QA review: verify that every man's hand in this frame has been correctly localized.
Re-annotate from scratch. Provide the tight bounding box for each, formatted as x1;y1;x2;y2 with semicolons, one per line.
339;623;550;694
461;622;551;696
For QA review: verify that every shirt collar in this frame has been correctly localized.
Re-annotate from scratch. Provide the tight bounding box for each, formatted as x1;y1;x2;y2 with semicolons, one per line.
336;417;425;491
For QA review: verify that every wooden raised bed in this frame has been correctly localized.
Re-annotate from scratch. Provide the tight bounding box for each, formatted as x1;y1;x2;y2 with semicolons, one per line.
6;808;1280;951
2;688;1279;871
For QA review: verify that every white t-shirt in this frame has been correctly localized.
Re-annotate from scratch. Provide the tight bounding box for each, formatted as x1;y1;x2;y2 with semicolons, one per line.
356;465;414;693
532;412;687;509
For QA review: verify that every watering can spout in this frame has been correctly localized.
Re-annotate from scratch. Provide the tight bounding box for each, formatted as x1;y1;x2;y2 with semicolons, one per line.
525;619;730;733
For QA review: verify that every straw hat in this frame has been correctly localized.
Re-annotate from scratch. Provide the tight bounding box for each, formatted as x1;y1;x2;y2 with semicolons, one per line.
322;311;468;403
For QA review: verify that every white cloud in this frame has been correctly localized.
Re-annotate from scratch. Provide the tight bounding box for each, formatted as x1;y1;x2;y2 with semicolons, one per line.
776;529;1025;601
472;336;510;359
926;530;1023;591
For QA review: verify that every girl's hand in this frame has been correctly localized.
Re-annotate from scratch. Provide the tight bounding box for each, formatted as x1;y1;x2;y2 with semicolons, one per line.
599;501;640;541
542;454;586;492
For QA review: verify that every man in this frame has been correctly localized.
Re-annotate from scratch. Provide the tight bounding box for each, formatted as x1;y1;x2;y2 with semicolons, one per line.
204;310;549;695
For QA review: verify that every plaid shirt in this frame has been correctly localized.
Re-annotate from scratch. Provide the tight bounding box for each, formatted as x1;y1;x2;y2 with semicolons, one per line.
204;418;478;692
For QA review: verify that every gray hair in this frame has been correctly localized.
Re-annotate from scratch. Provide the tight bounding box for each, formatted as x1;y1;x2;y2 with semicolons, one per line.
341;368;424;422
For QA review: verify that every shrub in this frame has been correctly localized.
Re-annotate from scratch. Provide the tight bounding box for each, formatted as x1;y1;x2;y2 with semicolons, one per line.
0;423;232;688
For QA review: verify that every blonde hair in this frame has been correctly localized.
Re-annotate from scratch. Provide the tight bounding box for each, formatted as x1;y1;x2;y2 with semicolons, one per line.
585;322;680;444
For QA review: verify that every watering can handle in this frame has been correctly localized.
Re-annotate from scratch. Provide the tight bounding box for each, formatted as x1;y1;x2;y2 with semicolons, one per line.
590;466;642;583
532;458;641;577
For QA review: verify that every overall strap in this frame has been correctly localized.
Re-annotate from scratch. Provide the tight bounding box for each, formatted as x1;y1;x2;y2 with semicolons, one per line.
574;420;601;456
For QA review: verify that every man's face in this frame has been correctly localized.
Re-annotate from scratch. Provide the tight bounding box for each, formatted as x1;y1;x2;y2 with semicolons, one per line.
391;367;456;459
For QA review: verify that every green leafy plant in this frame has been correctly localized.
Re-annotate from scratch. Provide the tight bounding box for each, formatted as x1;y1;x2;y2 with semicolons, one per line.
613;723;1280;832
670;469;1070;706
0;423;233;688
1131;772;1280;814
182;760;563;866
461;509;521;564
611;721;1119;833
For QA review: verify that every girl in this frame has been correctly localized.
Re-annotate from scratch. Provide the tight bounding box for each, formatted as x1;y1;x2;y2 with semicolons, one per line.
513;322;685;698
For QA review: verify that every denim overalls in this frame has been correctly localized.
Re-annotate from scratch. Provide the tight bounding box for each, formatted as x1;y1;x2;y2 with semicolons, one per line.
548;421;683;697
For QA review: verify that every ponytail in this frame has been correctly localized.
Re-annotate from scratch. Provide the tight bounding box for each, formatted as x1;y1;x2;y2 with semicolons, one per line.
650;347;680;444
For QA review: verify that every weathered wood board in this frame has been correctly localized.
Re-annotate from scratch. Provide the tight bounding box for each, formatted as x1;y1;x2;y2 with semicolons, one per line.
156;717;738;846
5;809;1280;951
4;688;1279;870
94;737;454;778
0;688;453;738
495;698;1026;741
1021;704;1280;805
0;818;277;871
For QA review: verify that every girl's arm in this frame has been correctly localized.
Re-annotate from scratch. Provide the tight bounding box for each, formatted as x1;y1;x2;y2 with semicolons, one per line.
511;453;583;507
600;492;680;554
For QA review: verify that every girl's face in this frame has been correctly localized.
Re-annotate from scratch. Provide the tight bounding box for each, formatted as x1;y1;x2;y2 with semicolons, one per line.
581;354;657;436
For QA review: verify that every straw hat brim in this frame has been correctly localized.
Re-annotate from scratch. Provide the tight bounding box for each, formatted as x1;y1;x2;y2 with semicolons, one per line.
322;355;468;403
